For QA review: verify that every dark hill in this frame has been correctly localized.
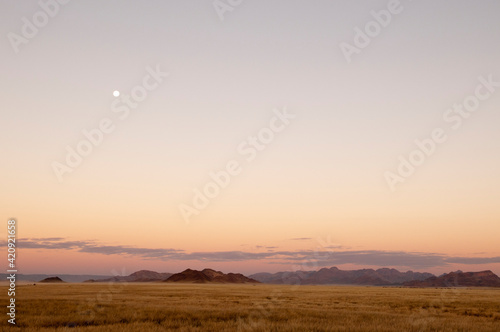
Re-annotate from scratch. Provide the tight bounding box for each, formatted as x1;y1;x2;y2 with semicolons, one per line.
404;270;500;287
84;270;172;283
250;267;433;285
39;276;65;283
165;268;259;284
165;269;212;283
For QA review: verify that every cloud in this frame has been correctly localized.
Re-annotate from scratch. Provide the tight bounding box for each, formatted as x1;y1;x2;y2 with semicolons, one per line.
310;250;446;269
444;257;500;264
29;237;65;242
8;238;183;258
6;238;500;270
290;238;312;241
16;239;90;249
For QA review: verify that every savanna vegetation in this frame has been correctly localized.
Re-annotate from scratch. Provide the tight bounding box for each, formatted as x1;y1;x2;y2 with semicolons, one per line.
1;282;499;331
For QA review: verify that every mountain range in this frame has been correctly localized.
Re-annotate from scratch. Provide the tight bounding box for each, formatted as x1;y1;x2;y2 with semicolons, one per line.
403;270;500;287
0;273;115;283
84;269;259;283
5;267;500;287
249;267;434;285
85;270;173;283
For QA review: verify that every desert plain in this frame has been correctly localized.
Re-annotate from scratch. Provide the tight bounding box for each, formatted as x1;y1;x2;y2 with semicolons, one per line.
1;282;499;331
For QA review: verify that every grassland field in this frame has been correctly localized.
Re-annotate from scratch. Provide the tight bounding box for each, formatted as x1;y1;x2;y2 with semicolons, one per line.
1;282;499;331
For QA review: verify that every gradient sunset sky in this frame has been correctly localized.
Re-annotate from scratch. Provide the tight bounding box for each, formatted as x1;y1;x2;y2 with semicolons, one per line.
1;0;499;276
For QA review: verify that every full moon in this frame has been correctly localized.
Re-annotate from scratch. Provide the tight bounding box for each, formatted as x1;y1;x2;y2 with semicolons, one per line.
113;90;120;97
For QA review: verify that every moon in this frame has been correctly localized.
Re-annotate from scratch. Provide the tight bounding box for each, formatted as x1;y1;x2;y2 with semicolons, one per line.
113;90;120;97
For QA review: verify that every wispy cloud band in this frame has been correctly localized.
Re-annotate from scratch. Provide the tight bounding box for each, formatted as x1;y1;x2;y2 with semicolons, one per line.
3;238;499;270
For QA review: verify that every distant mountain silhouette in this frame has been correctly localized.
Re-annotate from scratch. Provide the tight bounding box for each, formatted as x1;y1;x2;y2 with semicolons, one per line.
0;273;113;283
39;276;65;283
165;268;260;284
85;270;173;283
127;270;173;282
250;267;434;285
404;270;500;287
20;268;500;287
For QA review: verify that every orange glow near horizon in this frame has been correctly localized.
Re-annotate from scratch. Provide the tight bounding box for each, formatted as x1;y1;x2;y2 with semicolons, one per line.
2;1;500;279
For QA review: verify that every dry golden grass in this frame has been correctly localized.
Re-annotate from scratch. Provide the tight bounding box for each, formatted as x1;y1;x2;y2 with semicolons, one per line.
1;283;499;331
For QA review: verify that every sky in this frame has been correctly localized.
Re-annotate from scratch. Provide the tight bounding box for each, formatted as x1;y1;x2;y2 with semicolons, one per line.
1;0;499;277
